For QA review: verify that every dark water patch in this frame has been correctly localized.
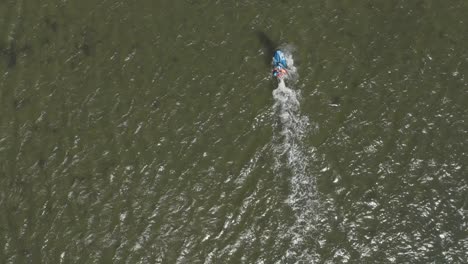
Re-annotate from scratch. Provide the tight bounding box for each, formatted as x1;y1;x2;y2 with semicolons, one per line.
79;26;98;57
31;123;40;132
50;125;59;134
41;36;51;46
37;158;46;169
5;44;17;68
255;30;277;66
81;43;92;56
44;17;58;32
20;44;32;56
2;41;34;68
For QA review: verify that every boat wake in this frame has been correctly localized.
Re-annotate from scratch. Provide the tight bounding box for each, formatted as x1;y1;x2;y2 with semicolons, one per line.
271;49;319;262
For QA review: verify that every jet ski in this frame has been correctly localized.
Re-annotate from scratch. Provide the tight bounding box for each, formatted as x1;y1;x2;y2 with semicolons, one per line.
272;50;288;80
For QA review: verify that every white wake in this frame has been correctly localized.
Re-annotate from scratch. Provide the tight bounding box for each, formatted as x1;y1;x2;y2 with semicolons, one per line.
271;50;319;263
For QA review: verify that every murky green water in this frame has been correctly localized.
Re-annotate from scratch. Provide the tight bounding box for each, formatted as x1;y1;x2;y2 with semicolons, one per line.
1;0;467;263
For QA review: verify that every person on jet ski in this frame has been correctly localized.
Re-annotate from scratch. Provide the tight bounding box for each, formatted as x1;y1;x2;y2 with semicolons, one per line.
272;50;288;79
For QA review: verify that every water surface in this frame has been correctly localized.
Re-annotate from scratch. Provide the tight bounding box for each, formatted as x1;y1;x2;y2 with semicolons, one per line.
1;0;467;263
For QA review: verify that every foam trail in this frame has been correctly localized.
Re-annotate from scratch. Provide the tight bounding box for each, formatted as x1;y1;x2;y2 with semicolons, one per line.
271;50;318;262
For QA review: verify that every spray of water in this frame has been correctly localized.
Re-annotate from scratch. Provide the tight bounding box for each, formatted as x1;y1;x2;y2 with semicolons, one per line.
271;49;319;262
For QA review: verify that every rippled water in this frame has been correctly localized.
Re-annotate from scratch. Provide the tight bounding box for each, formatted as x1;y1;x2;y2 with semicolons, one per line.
1;0;467;263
